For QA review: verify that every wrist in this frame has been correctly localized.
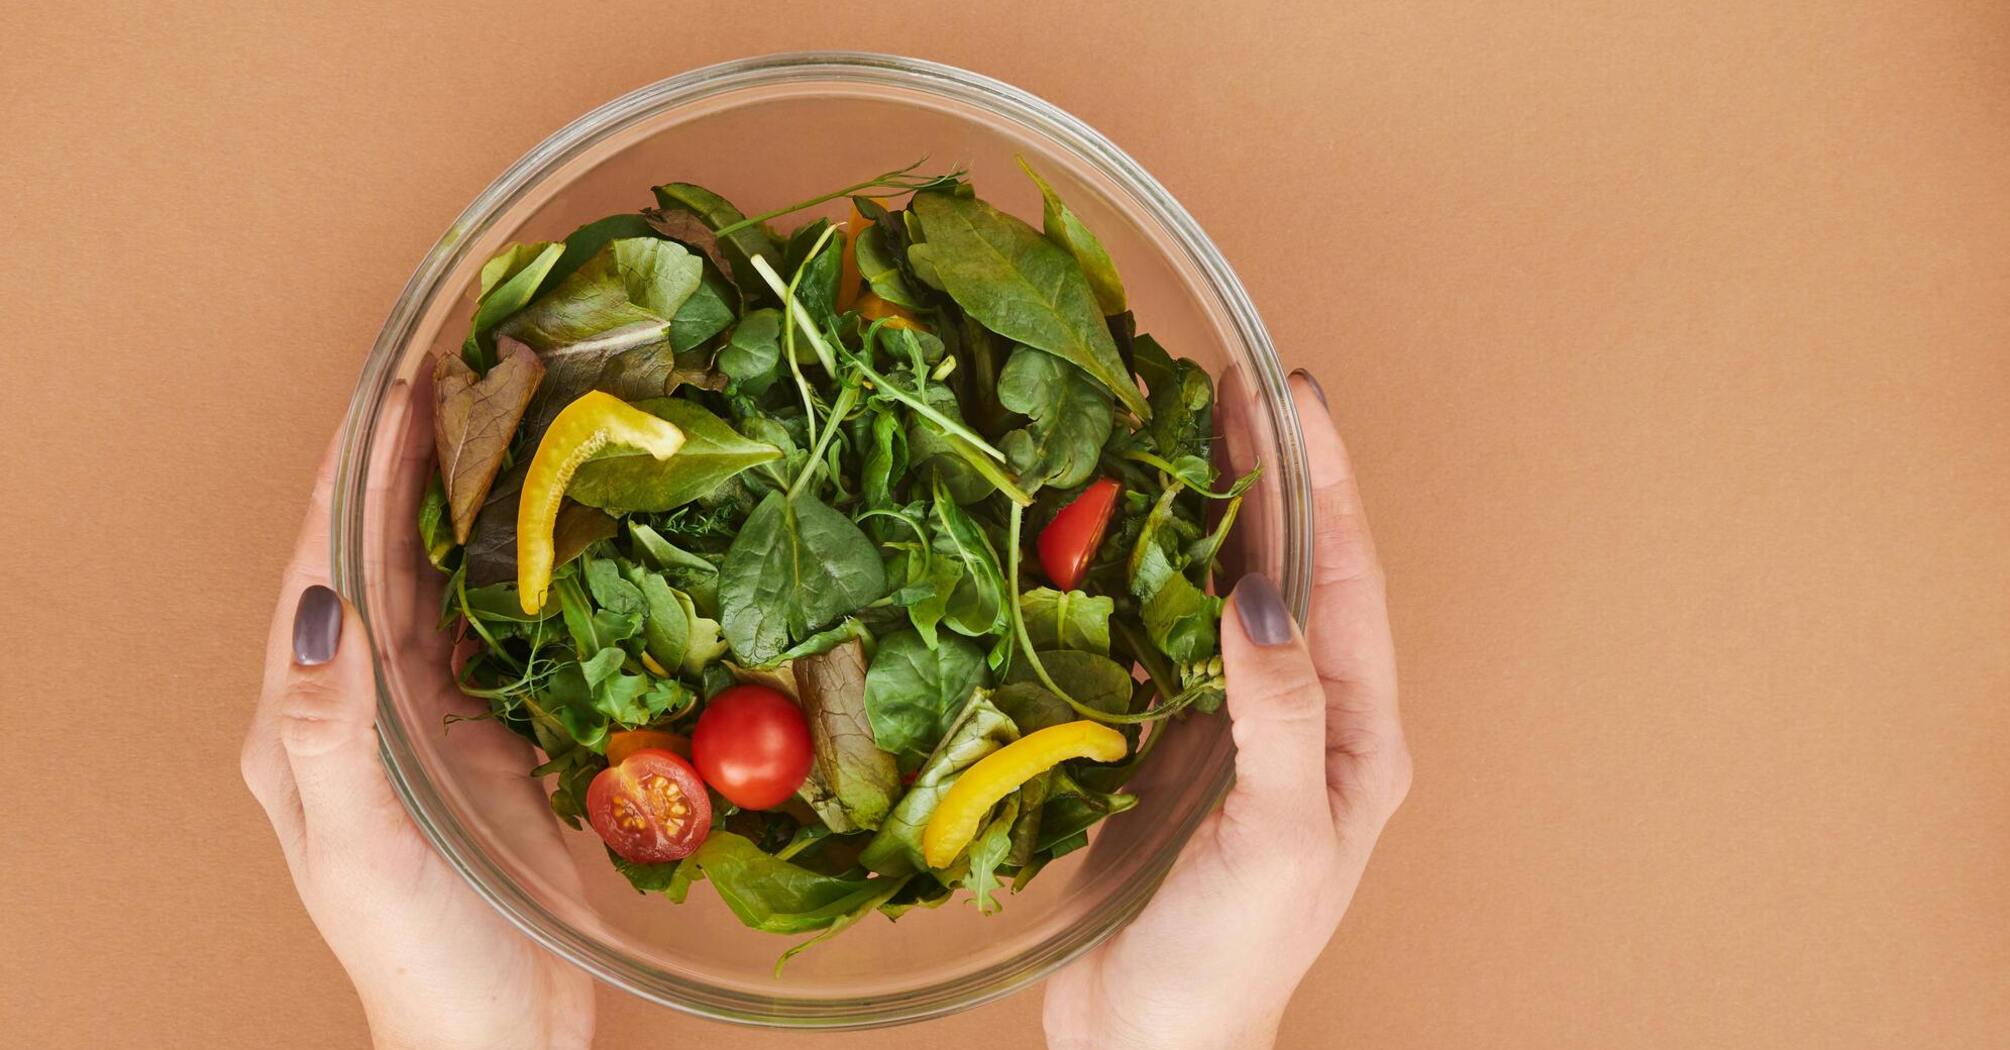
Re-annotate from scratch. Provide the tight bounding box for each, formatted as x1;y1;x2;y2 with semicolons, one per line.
1049;1005;1284;1050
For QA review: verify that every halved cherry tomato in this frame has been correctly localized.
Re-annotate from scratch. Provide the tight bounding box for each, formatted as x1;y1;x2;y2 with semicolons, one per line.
586;748;711;863
691;685;814;810
1037;477;1123;591
604;728;690;766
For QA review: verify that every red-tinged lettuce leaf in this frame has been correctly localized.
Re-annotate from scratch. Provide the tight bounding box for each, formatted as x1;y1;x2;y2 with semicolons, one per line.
433;339;544;543
463;458;617;587
642;207;739;288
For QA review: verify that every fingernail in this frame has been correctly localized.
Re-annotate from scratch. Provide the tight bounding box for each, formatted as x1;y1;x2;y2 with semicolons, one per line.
1289;368;1327;408
1232;573;1293;646
293;585;342;666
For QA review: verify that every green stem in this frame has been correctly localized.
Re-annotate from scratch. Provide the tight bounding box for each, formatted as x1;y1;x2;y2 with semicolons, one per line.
712;158;954;237
790;381;860;499
1119;449;1262;499
1006;504;1171;726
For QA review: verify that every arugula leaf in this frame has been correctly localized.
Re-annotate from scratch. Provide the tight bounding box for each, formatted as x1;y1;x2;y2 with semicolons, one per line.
432;339;544;542
860;693;1019;876
1018;587;1113;654
909;190;1148;419
957;794;1020;914
1018;159;1126;316
719;490;887;665
418;474;455;569
996;346;1112;492
1035;767;1138;851
717;308;783;396
567;397;782;514
651;182;785;296
863;630;988;762
792;638;900;832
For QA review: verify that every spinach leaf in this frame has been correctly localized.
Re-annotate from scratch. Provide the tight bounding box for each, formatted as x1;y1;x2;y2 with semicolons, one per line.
853;222;921;308
567;397;782;514
433;339;544;542
464;241;563;368
863;630;988;762
669;263;737;352
1140;568;1221;663
626;521;718;583
690;832;887;935
608;850;686;896
719;490;887;665
717;308;783;396
1137;334;1214;461
792;638;900;832
775;875;912;973
583;556;646;615
651;182;784;296
1018;587;1113;654
928;480;1009;637
1003;650;1134;714
539;214;655;292
860;693;1019;876
783;219;844;332
996;346;1112;491
909;190;1148;419
634;573;688;673
1018;159;1126;316
1006;771;1052;868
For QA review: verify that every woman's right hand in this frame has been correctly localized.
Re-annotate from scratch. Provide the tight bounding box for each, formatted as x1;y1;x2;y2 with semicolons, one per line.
1044;370;1412;1050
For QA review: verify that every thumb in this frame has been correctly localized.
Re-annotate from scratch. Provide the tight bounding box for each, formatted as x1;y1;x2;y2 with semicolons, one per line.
1218;573;1330;841
281;585;398;841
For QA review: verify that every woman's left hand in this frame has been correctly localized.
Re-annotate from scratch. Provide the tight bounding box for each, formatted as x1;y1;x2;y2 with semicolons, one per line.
241;399;595;1050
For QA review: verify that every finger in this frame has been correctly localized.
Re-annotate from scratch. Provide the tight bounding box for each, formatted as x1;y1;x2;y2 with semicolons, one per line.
1217;573;1331;843
1288;371;1411;821
1288;373;1401;747
279;584;402;847
243;433;345;851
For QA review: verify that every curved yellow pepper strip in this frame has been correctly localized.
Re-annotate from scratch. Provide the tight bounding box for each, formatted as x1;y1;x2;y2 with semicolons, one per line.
516;391;684;613
921;720;1127;870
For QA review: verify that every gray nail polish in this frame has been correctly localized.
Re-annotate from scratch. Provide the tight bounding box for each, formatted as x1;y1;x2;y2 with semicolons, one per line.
1289;368;1328;408
293;585;342;666
1233;573;1293;646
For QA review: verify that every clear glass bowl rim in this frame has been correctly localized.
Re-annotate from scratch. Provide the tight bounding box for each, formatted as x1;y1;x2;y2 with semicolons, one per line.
332;50;1313;1028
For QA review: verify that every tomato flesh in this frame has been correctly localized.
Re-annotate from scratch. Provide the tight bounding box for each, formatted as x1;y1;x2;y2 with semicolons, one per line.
1038;478;1123;591
692;685;815;810
586;749;711;864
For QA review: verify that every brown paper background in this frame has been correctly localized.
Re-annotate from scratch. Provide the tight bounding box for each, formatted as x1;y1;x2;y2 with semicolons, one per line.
4;2;2006;1047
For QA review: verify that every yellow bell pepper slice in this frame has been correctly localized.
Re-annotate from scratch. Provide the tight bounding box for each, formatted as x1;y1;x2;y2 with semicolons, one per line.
516;391;684;613
921;720;1127;869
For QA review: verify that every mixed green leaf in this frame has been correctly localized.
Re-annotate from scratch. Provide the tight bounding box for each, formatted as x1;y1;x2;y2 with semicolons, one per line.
420;159;1258;968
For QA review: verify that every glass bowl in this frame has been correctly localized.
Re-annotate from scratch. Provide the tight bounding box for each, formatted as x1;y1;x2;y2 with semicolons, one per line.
332;51;1312;1028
